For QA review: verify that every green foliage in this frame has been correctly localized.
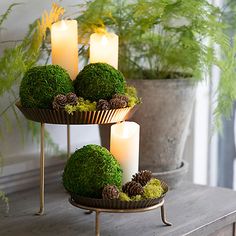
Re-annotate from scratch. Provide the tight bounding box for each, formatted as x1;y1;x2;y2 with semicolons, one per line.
62;144;122;198
0;3;64;142
0;3;20;27
125;86;140;107
222;0;236;36
65;97;97;114
143;178;163;199
0;3;63;206
0;191;9;214
76;0;236;118
20;65;74;108
74;63;126;101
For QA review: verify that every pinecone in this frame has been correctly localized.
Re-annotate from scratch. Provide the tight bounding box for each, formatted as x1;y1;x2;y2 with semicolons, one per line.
66;92;78;105
52;94;67;110
109;97;127;109
132;170;153;187
102;185;120;200
97;99;110;110
112;94;129;103
122;181;144;197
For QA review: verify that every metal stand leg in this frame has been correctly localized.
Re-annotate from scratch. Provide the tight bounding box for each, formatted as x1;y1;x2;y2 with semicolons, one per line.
95;210;100;236
160;204;172;226
67;124;70;159
36;122;45;216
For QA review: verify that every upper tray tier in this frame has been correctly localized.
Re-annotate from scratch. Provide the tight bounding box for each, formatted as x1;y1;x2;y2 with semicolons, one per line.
16;102;138;125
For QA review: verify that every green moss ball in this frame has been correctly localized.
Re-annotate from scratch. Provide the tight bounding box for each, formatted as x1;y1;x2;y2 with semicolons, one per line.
20;65;74;108
74;63;126;101
63;144;122;198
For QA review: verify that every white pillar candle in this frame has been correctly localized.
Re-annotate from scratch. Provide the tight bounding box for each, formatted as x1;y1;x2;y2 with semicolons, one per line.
51;20;78;80
90;32;118;69
110;121;140;184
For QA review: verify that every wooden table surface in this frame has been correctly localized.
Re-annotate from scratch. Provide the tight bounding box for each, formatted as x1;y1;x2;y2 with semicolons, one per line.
0;182;236;236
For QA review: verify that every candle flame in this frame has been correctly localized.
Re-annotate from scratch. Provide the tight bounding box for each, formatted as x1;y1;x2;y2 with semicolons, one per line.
120;122;129;138
101;35;108;46
60;20;68;30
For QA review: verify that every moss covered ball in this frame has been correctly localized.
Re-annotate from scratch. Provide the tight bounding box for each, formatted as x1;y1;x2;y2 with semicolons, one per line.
63;144;122;198
74;63;126;101
20;65;74;108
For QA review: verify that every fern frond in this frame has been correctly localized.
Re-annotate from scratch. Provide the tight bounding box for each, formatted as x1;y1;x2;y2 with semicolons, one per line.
0;3;21;27
0;3;65;153
76;0;236;119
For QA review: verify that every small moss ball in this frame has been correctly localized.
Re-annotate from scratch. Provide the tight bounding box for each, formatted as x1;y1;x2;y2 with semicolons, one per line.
74;63;126;101
20;65;74;108
63;144;122;198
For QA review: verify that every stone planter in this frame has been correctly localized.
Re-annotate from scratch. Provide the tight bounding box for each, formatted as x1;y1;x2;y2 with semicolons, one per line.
99;79;196;188
128;79;196;188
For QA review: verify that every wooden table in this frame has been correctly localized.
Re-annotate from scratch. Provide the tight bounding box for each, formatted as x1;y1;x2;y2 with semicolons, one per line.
1;182;236;236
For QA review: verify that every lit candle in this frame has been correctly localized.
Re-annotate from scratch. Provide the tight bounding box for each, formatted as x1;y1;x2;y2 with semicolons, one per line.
110;122;140;184
90;31;118;69
51;20;78;80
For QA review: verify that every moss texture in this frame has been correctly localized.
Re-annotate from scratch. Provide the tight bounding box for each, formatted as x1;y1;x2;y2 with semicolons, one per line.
63;144;122;198
143;178;164;199
65;97;97;114
119;192;131;201
74;63;126;101
20;65;74;109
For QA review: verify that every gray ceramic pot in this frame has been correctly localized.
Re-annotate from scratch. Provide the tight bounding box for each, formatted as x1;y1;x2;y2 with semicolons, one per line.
129;79;195;170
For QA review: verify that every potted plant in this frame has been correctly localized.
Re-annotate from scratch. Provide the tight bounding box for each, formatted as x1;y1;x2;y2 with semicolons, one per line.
75;0;236;187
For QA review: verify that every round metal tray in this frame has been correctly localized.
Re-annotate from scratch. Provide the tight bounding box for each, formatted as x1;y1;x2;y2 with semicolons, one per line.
70;180;168;209
16;102;138;124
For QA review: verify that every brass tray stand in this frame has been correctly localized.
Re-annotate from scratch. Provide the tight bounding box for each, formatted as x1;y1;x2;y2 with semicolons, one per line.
16;104;138;216
69;198;172;236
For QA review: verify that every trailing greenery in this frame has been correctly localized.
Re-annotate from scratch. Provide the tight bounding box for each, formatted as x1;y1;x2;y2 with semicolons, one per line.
63;144;122;198
76;0;236;119
0;4;64;208
65;97;97;114
0;3;64;137
20;65;74;108
74;62;126;101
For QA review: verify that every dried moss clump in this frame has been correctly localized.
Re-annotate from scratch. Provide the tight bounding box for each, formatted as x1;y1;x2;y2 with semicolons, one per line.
119;192;131;201
62;144;122;198
74;63;126;101
20;65;74;108
143;178;164;199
